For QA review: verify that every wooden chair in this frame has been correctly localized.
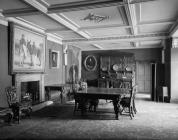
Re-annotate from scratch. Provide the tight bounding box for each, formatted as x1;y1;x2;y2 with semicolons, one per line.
132;85;137;114
5;86;32;123
120;87;136;119
88;99;99;112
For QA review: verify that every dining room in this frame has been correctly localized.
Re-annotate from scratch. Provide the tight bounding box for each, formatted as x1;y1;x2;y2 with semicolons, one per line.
0;0;178;139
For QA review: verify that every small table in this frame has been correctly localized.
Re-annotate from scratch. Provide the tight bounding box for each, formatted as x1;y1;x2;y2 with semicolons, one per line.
45;84;66;102
76;87;131;119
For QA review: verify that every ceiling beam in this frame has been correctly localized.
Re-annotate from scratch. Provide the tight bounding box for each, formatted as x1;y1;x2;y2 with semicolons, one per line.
63;32;168;44
138;20;174;27
2;0;159;17
24;0;48;13
124;0;138;35
2;8;40;17
46;20;173;34
22;0;91;39
48;0;125;13
48;13;90;39
169;18;178;37
92;44;103;49
130;0;159;4
46;24;131;33
45;28;72;33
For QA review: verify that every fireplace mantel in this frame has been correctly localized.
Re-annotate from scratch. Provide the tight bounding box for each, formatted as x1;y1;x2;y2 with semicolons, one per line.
14;74;44;103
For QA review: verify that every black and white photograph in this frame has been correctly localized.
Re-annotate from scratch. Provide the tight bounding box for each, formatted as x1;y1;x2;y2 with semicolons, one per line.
0;0;178;140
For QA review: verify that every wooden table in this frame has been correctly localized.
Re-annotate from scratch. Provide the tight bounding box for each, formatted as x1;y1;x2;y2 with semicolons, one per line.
76;87;131;120
45;84;66;102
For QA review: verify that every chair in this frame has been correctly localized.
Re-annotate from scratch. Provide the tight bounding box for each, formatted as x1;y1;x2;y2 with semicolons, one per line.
120;87;136;119
132;85;137;114
88;99;99;112
5;86;32;123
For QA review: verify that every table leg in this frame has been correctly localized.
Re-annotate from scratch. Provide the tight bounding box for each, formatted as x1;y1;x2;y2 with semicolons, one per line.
113;99;119;120
80;98;88;116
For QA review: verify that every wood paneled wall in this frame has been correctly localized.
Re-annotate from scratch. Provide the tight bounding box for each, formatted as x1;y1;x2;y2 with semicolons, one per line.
0;24;12;107
44;40;63;86
82;48;162;81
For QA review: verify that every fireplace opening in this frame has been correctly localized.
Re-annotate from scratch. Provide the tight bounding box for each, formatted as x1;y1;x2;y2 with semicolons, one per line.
21;81;40;105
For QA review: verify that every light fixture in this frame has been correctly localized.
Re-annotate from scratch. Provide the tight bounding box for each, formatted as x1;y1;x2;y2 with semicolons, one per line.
81;13;109;23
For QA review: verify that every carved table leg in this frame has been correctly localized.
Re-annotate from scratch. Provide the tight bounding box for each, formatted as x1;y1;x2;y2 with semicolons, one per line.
80;97;88;116
113;96;121;120
113;99;119;120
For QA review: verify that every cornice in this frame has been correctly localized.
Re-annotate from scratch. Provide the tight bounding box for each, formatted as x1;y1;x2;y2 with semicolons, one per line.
0;15;8;26
169;18;178;37
7;17;45;34
63;32;169;43
2;8;40;17
47;33;62;45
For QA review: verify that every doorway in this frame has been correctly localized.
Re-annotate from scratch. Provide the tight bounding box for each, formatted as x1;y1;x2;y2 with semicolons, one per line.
136;61;151;95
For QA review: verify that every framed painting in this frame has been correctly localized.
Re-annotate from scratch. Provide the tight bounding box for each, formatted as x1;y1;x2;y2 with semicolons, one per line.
9;22;46;73
49;49;60;69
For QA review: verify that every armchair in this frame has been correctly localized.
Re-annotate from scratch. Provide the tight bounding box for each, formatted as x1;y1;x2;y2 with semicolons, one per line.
5;86;32;123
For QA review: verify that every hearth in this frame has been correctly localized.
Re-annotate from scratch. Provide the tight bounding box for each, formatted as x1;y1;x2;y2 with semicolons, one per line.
14;74;45;104
21;81;40;105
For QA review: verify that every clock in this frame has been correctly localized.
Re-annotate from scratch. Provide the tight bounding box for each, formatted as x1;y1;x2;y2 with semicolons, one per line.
84;55;97;71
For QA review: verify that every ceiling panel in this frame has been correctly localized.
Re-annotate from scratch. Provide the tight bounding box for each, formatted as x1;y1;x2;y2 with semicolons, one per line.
55;30;84;39
97;42;133;49
138;24;172;34
0;0;30;10
86;27;130;37
60;6;126;28
19;15;67;30
136;0;178;23
69;43;98;50
140;40;161;46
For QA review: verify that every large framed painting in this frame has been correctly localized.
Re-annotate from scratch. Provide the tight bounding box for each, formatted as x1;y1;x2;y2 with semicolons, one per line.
9;22;46;73
49;49;60;69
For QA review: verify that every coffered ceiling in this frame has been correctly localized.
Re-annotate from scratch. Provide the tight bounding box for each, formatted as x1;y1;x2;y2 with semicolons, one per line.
0;0;178;50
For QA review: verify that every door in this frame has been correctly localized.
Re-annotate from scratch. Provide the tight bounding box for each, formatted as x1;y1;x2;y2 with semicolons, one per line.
136;61;151;93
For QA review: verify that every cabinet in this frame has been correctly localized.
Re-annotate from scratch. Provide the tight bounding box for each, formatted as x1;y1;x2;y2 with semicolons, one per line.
99;55;135;89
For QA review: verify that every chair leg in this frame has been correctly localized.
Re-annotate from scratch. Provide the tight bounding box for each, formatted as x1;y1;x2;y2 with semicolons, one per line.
133;100;137;114
129;107;132;120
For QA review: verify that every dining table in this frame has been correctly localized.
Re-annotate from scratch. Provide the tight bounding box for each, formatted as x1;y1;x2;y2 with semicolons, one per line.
75;87;131;120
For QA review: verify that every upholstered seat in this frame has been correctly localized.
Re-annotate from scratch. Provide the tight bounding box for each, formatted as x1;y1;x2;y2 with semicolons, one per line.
5;86;32;123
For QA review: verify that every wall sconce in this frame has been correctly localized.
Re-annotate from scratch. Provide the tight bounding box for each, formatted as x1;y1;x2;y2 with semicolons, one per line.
64;52;68;66
63;44;68;66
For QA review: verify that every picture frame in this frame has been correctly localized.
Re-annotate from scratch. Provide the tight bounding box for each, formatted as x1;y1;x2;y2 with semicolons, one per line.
9;22;46;74
49;49;60;69
84;55;97;71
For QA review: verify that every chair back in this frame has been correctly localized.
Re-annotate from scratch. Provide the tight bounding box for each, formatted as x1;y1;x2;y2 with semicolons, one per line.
5;86;18;107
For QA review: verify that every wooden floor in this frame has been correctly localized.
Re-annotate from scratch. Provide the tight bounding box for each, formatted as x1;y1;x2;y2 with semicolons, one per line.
0;93;178;140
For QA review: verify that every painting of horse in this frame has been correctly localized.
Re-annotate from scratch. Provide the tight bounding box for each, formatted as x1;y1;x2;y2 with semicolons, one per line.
10;23;46;73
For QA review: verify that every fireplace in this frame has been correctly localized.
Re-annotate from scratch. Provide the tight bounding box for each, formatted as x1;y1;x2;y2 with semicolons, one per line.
14;74;45;104
21;81;40;105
